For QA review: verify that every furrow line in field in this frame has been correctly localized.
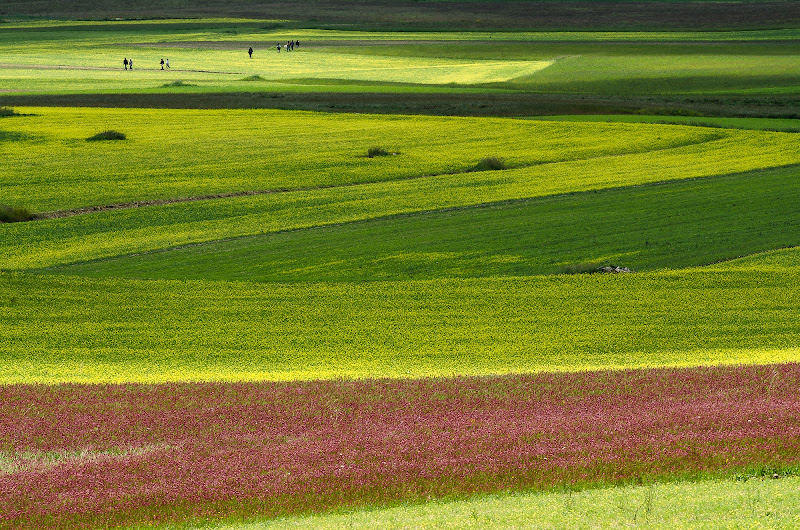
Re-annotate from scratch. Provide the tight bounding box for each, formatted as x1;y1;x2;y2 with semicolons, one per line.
32;133;730;221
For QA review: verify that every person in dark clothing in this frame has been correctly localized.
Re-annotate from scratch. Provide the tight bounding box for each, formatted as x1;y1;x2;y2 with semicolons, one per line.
123;58;128;70
248;47;253;58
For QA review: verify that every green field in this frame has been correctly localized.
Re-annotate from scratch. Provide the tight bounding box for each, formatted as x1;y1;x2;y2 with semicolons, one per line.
205;475;800;529
1;19;799;117
2;3;800;528
2;265;799;383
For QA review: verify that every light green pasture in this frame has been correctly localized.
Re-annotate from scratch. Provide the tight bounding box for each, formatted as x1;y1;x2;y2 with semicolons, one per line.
0;22;553;93
2;21;799;94
0;49;549;92
199;476;800;530
1;269;798;384
2;107;713;212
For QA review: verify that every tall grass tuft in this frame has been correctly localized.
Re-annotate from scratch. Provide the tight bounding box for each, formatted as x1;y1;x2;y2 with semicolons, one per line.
471;156;507;171
86;130;126;141
367;146;396;158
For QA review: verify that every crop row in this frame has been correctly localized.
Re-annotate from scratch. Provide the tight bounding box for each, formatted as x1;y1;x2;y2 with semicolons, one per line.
1;269;798;384
2;363;799;528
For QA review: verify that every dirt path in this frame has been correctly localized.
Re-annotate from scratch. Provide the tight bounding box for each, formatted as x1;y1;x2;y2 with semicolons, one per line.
35;189;285;220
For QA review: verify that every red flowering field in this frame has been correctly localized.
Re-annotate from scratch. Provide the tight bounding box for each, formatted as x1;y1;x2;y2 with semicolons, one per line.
2;363;799;529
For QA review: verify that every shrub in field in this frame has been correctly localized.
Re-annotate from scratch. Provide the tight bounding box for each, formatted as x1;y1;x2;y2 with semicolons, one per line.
86;130;126;141
367;146;395;158
0;204;35;223
0;107;19;117
471;156;506;171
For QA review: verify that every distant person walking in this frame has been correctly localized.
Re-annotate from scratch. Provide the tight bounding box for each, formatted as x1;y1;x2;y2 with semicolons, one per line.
166;58;170;68
248;47;253;58
160;58;165;70
129;58;133;70
123;58;128;70
276;44;281;52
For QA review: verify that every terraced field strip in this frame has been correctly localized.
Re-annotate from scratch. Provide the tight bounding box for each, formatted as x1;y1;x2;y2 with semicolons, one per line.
3;110;799;271
1;107;720;211
40;164;800;281
2;364;799;528
1;268;798;383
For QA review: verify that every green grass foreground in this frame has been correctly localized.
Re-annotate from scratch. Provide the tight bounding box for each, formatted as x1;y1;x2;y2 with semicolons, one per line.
200;475;800;530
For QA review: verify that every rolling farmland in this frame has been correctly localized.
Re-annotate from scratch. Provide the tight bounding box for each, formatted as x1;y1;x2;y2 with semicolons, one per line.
1;7;800;529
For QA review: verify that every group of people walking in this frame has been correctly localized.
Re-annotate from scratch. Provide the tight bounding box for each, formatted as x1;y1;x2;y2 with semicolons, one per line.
123;40;303;70
249;41;300;57
277;40;300;52
122;57;169;70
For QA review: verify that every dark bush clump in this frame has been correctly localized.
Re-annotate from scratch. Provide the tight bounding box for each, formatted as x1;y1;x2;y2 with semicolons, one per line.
471;156;507;171
0;107;19;117
0;204;35;223
367;146;393;158
87;130;126;141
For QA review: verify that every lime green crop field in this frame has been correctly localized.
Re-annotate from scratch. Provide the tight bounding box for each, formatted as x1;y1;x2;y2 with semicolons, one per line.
2;9;800;529
2;267;800;384
0;107;734;212
2;107;799;384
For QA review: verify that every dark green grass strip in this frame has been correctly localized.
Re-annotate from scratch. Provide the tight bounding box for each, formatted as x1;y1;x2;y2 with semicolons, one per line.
4;0;800;31
44;165;800;282
2;91;798;119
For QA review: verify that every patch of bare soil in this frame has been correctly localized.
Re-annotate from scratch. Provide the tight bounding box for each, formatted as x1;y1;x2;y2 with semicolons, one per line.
35;190;276;220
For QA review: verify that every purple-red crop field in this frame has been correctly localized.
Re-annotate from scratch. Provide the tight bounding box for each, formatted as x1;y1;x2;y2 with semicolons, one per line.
2;363;800;529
